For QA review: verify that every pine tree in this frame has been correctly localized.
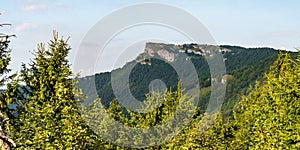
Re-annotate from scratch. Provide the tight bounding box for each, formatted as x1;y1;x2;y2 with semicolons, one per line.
8;32;95;149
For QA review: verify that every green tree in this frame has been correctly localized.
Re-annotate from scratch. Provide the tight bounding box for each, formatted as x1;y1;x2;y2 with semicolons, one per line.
0;21;16;149
8;32;95;149
83;82;201;149
231;52;300;149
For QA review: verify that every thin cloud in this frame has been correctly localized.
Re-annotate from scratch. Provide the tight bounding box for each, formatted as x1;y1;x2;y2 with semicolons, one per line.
15;23;38;32
22;4;47;11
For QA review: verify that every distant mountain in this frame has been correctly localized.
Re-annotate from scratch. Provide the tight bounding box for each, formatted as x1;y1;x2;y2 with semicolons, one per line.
77;42;297;119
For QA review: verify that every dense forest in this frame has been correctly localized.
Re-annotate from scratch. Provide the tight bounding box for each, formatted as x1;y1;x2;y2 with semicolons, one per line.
0;28;299;149
79;43;297;121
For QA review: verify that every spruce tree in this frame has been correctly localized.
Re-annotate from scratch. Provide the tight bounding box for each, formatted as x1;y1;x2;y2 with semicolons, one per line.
231;52;300;149
83;82;198;149
9;32;95;149
0;21;16;149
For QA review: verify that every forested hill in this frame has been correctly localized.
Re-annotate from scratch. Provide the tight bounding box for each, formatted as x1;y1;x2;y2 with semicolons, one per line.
2;33;298;149
77;43;297;119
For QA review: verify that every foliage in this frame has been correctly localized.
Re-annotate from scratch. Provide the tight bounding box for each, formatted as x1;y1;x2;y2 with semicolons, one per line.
6;32;96;149
82;83;194;149
0;20;16;149
230;52;300;149
0;25;12;114
80;44;296;121
84;51;300;149
1;32;299;149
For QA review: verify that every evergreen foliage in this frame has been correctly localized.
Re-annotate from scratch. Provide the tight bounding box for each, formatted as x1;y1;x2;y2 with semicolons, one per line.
0;21;16;149
6;32;96;149
84;51;300;149
230;52;300;149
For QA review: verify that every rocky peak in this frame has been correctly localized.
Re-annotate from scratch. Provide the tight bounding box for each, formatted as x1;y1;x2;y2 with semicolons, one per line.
144;42;179;62
138;42;232;64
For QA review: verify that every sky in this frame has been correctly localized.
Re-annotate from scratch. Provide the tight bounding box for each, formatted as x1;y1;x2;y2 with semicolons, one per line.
1;0;300;76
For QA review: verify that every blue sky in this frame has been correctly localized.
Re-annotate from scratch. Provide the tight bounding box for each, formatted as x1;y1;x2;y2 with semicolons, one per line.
1;0;300;76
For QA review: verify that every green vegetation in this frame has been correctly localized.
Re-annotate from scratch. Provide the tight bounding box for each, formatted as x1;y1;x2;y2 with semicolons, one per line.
83;44;297;121
5;33;97;149
230;52;300;149
81;83;194;149
0;28;298;149
0;22;16;149
78;50;299;149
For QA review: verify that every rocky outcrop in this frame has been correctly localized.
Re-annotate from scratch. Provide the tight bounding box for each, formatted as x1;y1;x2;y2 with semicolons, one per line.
139;42;232;64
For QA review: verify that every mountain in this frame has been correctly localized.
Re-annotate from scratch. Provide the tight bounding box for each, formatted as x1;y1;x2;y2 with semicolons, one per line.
77;42;297;119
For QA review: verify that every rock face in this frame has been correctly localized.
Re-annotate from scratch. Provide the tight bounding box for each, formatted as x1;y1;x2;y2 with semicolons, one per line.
144;42;177;62
156;50;175;62
141;42;232;64
139;42;178;64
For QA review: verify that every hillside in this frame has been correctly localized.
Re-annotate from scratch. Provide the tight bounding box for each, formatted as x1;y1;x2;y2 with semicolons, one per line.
77;42;297;119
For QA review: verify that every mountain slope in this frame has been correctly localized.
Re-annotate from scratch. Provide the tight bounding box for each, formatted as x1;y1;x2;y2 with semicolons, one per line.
78;43;296;118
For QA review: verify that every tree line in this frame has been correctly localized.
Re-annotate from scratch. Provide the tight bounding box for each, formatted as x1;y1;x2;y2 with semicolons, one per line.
0;28;299;149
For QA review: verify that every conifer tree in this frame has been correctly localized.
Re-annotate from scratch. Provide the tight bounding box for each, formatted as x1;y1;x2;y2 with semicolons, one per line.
0;21;16;149
8;32;95;149
231;52;300;149
84;82;198;149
